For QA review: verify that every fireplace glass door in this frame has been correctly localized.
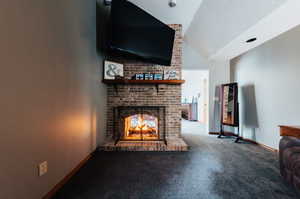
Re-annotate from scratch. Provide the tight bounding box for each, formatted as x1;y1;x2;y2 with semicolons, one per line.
124;114;159;140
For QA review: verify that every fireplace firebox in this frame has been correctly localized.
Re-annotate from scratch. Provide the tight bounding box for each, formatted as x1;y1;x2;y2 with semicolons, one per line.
124;114;158;140
113;106;166;144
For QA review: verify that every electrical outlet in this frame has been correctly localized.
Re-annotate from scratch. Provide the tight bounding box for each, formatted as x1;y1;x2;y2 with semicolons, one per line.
38;161;48;176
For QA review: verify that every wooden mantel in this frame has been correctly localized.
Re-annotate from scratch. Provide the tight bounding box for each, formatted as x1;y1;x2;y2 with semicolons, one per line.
102;79;185;85
279;126;300;139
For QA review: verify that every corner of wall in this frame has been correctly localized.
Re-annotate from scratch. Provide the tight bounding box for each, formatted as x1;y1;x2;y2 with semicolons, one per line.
208;60;230;132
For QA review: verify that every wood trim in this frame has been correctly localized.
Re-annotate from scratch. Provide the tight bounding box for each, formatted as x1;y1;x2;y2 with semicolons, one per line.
102;79;185;85
209;132;278;153
42;153;94;199
239;137;278;152
252;140;278;152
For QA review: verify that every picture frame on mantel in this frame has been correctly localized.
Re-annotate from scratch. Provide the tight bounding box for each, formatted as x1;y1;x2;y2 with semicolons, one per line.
154;73;163;80
164;70;179;80
104;60;124;80
144;73;154;80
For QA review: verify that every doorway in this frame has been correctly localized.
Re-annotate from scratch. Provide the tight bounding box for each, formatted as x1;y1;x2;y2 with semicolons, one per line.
181;70;209;135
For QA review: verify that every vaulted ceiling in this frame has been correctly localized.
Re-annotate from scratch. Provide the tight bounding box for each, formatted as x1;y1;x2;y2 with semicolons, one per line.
185;0;287;58
129;0;300;68
129;0;203;34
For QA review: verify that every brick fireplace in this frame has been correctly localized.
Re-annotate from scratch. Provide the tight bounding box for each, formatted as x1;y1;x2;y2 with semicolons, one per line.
102;24;188;151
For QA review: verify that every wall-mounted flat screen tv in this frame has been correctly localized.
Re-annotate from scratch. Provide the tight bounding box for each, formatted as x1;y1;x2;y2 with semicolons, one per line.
109;0;175;66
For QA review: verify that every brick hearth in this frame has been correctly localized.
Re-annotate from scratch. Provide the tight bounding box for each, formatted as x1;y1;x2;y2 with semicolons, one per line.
100;138;188;152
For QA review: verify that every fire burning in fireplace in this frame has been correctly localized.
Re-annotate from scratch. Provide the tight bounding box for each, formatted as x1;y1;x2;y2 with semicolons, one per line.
124;114;158;140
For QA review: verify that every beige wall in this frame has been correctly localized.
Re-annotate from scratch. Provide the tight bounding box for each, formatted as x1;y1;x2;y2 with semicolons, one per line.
0;0;108;198
231;25;300;149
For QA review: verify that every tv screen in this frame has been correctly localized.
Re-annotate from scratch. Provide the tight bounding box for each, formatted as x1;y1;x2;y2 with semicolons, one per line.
109;0;175;66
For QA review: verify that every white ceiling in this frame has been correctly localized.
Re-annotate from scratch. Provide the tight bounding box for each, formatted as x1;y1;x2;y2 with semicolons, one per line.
128;0;203;34
182;42;208;70
185;0;287;58
128;0;300;67
211;0;300;60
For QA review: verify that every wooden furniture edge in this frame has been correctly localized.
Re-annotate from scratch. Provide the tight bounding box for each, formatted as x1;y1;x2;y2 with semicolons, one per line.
42;152;94;199
279;125;300;139
209;132;278;153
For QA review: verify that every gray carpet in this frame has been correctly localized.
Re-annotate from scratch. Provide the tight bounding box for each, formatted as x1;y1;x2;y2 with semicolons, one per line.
52;120;299;199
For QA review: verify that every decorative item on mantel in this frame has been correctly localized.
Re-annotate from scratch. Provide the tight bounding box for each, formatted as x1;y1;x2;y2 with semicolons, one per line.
132;73;163;80
132;73;144;80
144;73;154;80
164;70;179;80
154;73;163;80
104;60;124;80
